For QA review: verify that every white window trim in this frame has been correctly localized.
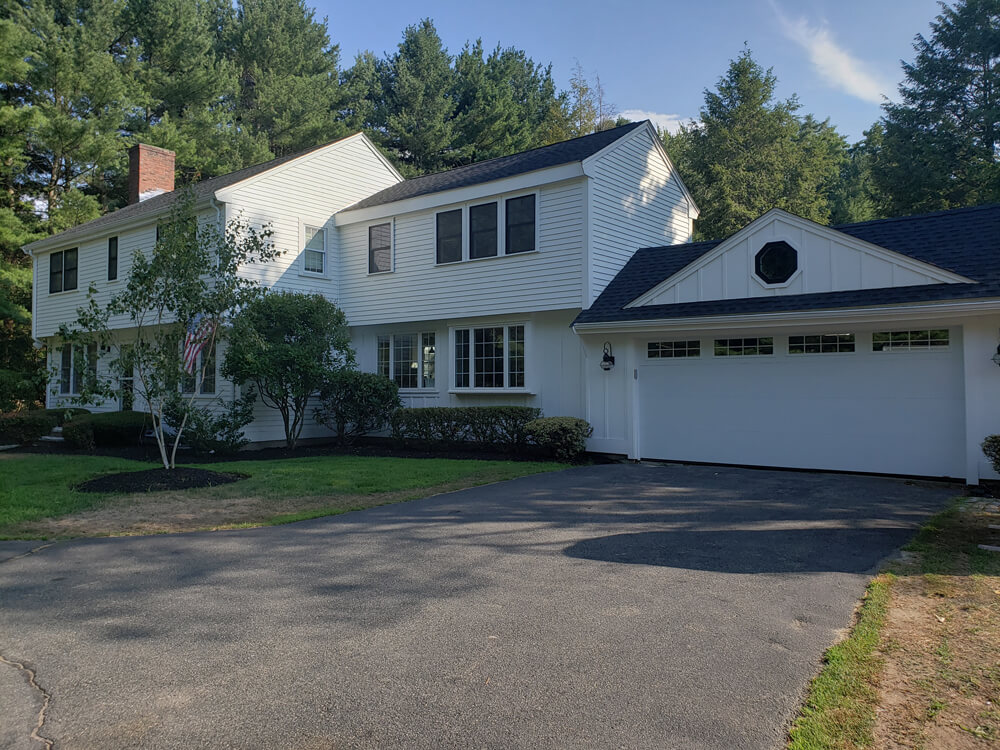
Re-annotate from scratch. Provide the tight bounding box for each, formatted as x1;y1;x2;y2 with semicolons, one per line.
180;343;218;396
300;222;328;277
448;321;533;394
750;233;803;289
434;190;539;266
367;219;394;275
56;343;96;397
48;248;79;295
377;332;437;391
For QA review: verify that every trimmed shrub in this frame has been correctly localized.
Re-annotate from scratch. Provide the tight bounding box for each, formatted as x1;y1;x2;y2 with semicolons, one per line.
982;435;1000;474
525;417;593;460
168;395;256;454
63;411;149;449
39;407;91;426
314;370;402;445
390;406;542;451
0;412;57;445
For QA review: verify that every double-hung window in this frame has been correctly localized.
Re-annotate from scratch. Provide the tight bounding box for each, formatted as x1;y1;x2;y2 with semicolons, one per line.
377;333;436;389
435;193;536;264
453;324;525;390
181;343;217;395
368;222;392;273
58;343;97;395
49;249;78;294
303;226;326;275
108;237;118;281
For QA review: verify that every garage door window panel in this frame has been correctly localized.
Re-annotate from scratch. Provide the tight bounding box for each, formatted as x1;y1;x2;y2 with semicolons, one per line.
714;337;773;356
788;334;855;354
648;340;701;358
872;329;950;352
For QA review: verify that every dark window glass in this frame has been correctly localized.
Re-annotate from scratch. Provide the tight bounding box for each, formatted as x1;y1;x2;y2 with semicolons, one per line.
754;241;798;284
648;340;700;358
872;329;950;351
392;334;418;388
200;344;216;394
63;248;78;291
59;346;72;393
505;195;535;254
469;202;498;259
49;251;63;293
454;329;470;388
436;209;463;264
368;223;392;273
108;237;118;280
474;327;505;387
508;325;524;388
714;337;774;356
377;336;390;378
788;334;855;354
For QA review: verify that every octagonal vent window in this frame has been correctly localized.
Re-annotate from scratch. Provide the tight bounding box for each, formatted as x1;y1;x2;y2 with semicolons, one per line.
754;241;798;285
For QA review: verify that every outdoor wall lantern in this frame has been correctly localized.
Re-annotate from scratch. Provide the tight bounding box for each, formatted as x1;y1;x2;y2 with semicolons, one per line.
600;342;615;371
992;343;1000;367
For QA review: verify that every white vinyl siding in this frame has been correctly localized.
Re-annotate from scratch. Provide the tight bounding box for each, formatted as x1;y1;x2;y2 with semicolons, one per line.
587;126;694;302
338;180;585;326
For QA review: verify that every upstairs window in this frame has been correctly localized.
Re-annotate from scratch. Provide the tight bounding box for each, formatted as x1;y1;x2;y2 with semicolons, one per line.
505;194;536;254
303;226;326;274
453;324;526;389
377;333;436;389
368;223;392;273
49;249;78;293
436;209;463;264
469;202;498;259
108;237;118;281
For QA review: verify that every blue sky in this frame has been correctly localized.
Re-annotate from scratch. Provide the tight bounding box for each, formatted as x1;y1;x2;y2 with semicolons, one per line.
311;0;943;143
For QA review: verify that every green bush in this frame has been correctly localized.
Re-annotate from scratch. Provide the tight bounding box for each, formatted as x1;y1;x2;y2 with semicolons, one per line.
0;412;57;445
982;435;1000;474
63;411;149;449
38;407;91;426
314;370;402;445
167;395;255;454
525;417;593;460
390;406;542;451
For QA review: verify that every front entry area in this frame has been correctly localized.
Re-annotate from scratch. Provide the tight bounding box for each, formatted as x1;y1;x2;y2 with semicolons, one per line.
636;328;966;478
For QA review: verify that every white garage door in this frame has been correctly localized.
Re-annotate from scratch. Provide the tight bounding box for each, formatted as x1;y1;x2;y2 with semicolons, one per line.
637;331;966;477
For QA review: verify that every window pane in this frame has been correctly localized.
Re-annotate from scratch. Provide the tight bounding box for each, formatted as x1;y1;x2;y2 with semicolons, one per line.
60;346;72;394
505;195;535;254
436;209;463;263
469;202;498;259
72;344;85;394
304;249;325;274
49;251;63;294
305;226;325;250
474;327;505;388
200;344;216;394
393;334;418;388
454;329;470;388
377;335;390;378
369;223;392;273
422;332;436;388
63;248;78;291
508;325;524;388
108;237;118;281
87;343;98;387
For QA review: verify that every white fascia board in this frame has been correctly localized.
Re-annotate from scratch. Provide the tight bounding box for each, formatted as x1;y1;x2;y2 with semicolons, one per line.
580;120;700;219
625;208;975;309
573;297;1000;335
334;163;586;226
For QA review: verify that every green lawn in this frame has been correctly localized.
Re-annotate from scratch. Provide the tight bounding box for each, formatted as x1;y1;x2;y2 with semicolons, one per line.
0;453;566;538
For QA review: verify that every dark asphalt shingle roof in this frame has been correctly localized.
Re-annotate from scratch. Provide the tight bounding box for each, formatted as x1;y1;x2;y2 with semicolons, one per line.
574;204;1000;326
340;121;645;212
25;138;349;251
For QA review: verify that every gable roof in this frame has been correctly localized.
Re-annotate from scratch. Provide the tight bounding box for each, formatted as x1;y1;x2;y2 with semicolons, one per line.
339;121;645;212
24;133;382;253
574;204;1000;326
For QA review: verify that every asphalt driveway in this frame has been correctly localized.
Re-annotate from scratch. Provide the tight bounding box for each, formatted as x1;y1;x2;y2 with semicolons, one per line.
0;463;954;750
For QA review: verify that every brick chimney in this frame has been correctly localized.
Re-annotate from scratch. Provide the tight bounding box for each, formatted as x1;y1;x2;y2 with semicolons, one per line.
128;144;175;204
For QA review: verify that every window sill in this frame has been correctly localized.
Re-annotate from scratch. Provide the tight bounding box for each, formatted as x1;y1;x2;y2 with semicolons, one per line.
298;272;329;280
47;288;80;297
399;387;438;394
448;388;535;395
367;269;393;276
434;249;539;267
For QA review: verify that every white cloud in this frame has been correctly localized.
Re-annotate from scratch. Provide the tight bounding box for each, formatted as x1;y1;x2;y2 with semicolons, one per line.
620;110;692;135
772;4;892;104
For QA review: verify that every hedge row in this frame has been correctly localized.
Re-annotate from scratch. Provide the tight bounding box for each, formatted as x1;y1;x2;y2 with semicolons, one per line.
62;411;150;450
0;412;57;445
389;406;542;450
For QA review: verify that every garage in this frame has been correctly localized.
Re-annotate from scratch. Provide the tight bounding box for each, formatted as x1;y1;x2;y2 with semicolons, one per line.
636;329;967;478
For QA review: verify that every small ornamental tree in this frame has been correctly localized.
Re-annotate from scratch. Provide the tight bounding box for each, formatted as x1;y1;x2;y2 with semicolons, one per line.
222;291;355;449
62;189;278;469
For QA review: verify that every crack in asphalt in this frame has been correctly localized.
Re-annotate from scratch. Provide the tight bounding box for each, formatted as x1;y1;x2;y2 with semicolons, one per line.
0;543;56;566
0;653;54;749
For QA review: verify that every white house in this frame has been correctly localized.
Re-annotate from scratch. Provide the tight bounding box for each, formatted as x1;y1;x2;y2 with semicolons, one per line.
24;122;1000;483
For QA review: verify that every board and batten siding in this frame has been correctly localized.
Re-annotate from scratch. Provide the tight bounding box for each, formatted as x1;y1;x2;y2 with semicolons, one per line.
219;135;401;301
336;179;587;327
636;214;962;307
586;126;694;304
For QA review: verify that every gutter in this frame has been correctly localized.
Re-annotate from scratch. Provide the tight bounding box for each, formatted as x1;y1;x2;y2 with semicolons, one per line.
572;297;1000;335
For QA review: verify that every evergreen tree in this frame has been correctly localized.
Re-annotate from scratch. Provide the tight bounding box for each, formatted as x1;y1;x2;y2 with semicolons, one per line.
829;124;887;224
663;49;848;239
875;0;1000;214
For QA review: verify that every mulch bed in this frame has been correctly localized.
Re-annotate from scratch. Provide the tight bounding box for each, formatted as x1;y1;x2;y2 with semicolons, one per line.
76;467;245;494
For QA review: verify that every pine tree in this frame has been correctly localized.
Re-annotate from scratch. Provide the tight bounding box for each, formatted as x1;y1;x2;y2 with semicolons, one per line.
875;0;1000;214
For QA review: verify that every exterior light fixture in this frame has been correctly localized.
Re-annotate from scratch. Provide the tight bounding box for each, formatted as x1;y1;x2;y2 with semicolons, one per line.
600;342;615;371
992;343;1000;367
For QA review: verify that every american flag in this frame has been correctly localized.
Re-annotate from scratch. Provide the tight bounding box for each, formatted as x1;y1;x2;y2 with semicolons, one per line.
182;315;216;374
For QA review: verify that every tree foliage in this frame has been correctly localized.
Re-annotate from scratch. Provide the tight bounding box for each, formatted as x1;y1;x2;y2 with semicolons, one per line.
222;291;355;449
